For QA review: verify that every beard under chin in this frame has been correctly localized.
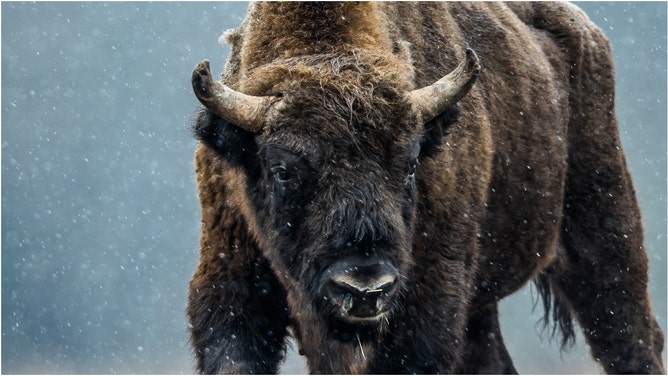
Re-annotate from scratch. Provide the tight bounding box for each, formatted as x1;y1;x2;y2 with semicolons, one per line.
302;326;377;374
290;297;390;374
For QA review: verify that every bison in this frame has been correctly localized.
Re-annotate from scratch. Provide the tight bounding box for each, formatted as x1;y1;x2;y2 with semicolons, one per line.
186;2;665;374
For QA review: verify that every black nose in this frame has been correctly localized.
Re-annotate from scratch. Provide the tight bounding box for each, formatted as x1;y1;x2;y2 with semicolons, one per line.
324;265;399;321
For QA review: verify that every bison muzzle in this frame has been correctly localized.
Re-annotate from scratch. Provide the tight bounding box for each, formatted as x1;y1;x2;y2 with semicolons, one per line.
322;256;399;323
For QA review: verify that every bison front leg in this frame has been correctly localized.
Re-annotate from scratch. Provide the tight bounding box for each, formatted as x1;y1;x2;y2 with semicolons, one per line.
457;304;517;374
187;236;289;373
187;220;289;374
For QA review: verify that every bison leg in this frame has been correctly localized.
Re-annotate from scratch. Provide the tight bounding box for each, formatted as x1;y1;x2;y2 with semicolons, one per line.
187;222;289;374
187;233;289;373
187;145;290;374
549;37;665;372
457;304;517;374
546;173;665;374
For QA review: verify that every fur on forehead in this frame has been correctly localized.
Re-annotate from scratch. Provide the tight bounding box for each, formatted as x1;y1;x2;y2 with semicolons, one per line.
240;50;422;152
239;49;416;93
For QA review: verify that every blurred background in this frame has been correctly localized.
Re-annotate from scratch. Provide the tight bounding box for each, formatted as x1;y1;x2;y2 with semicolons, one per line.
2;2;665;374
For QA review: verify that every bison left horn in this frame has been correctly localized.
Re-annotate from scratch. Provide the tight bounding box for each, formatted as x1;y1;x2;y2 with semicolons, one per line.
407;48;481;123
192;60;275;133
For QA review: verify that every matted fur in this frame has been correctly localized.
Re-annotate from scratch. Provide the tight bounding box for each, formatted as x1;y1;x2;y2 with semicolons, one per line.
187;2;664;374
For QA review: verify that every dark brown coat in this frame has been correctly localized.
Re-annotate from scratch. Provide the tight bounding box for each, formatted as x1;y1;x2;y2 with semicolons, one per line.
187;2;664;374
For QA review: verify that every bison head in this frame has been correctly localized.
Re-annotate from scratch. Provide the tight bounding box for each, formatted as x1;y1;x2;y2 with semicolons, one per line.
191;49;479;335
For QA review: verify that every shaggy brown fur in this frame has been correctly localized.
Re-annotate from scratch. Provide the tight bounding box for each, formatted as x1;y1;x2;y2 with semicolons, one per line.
187;2;664;374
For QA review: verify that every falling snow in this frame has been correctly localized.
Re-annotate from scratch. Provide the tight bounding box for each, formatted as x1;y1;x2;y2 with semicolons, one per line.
1;1;665;374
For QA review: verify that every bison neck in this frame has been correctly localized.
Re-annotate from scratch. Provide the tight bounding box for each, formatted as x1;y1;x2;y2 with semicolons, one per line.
240;2;391;69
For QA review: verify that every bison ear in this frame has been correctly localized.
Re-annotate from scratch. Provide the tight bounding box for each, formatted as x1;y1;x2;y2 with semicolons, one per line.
192;109;258;168
418;105;461;160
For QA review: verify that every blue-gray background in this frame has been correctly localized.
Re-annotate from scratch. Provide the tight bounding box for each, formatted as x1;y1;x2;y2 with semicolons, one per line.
2;2;665;374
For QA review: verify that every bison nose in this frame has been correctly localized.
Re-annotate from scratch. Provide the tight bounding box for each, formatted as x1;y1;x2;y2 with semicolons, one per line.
325;271;399;321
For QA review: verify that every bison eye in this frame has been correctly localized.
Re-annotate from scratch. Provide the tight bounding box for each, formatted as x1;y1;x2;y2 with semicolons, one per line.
271;164;292;183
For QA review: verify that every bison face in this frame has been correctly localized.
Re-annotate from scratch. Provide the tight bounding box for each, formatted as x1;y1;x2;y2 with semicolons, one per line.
257;130;419;328
194;108;423;330
194;99;458;331
192;49;479;332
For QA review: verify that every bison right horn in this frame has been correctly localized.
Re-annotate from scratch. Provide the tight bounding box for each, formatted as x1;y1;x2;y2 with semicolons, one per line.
191;60;276;133
407;48;481;124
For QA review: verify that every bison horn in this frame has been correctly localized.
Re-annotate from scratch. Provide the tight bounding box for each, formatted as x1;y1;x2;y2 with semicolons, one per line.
407;48;481;123
192;60;275;133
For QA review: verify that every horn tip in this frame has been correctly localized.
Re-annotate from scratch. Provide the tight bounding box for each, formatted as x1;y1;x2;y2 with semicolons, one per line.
192;60;215;98
464;48;481;75
194;60;211;74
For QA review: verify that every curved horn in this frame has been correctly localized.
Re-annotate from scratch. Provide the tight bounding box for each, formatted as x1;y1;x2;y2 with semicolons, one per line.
192;60;274;133
407;48;481;123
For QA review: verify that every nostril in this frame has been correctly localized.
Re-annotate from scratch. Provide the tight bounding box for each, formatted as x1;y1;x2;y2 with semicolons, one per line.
341;293;354;312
